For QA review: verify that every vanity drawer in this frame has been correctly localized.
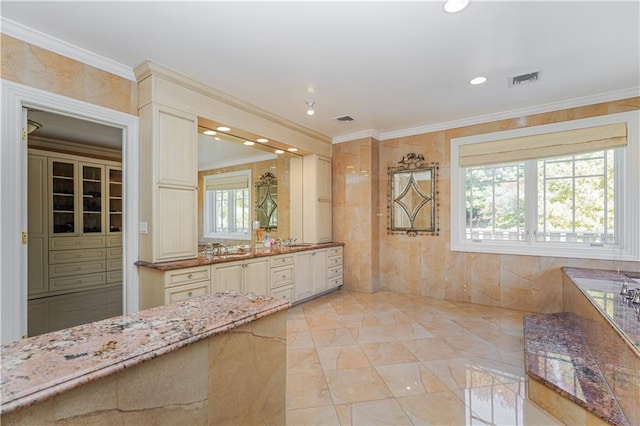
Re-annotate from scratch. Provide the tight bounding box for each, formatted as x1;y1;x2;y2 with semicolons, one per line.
271;254;294;267
49;260;106;278
270;285;294;302
49;272;106;292
49;236;105;251
328;247;343;258
271;266;294;289
165;281;209;304
328;265;343;279
49;248;106;264
165;266;210;288
328;276;343;289
327;255;343;268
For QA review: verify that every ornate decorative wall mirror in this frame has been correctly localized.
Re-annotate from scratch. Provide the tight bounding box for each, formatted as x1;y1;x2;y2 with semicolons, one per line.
256;172;278;231
388;153;439;236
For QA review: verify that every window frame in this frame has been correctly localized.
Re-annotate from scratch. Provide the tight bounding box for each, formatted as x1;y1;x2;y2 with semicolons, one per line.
202;169;252;241
450;111;640;261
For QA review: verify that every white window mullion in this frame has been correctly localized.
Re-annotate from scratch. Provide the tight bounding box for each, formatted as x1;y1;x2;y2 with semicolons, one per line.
524;160;538;245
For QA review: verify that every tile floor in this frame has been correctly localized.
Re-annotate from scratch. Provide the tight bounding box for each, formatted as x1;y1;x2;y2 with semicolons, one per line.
286;289;563;425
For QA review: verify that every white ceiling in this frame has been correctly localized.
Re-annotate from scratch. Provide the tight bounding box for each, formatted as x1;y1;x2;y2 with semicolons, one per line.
2;1;639;142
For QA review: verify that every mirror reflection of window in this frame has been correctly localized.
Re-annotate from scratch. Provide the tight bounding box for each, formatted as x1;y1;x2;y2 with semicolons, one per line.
203;170;252;240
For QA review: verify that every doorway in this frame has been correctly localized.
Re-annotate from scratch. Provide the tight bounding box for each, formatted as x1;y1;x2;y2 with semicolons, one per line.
27;109;125;336
1;80;139;344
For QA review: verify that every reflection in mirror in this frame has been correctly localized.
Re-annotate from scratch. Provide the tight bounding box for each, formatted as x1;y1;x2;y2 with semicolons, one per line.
388;153;439;237
256;172;277;231
197;122;299;246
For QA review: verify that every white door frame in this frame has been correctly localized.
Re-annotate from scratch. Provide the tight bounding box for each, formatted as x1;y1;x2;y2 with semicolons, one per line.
1;80;139;344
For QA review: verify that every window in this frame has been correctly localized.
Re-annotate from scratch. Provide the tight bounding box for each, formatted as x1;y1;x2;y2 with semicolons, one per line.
451;111;639;261
203;170;251;240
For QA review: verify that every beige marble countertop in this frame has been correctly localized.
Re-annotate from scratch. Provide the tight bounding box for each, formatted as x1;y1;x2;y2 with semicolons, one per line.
136;242;345;271
0;292;290;415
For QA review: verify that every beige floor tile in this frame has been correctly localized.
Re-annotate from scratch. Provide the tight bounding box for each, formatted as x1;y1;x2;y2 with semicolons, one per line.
306;313;345;330
311;327;358;347
397;391;468;425
347;398;413;425
360;341;418;366
287;348;323;374
286;289;563;426
324;367;392;404
348;325;397;343
422;357;501;391
286;405;341;426
375;362;449;397
287;371;333;410
287;330;315;349
316;345;372;371
386;322;435;340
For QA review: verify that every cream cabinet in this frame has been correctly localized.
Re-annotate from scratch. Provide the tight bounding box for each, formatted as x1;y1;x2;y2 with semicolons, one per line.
28;150;123;299
294;249;327;302
270;254;295;302
138;265;211;310
212;257;270;296
138;104;198;263
302;155;332;243
327;246;344;289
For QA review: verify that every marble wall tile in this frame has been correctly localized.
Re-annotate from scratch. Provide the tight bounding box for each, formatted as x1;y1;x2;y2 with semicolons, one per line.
1;34;135;115
333;97;639;313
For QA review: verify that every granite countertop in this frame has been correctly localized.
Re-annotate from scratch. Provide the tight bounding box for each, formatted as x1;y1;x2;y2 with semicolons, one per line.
524;312;629;426
136;242;344;271
562;267;640;351
0;292;290;415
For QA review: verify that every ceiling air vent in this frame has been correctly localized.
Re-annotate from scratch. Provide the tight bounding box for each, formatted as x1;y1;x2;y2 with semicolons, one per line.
334;115;355;122
509;70;541;87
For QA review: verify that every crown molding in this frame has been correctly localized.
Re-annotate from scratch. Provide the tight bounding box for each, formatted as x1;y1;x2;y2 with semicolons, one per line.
135;60;332;146
1;17;135;81
332;129;381;144
378;87;640;141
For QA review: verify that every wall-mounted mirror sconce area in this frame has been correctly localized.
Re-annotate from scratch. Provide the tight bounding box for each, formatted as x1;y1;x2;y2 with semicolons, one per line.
388;153;439;237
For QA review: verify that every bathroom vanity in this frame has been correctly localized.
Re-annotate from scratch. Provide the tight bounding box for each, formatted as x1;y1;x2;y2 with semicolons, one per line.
136;242;343;310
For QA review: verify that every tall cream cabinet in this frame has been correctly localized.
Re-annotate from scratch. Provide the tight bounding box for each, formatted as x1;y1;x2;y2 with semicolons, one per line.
27;150;123;336
138;104;198;263
302;154;332;243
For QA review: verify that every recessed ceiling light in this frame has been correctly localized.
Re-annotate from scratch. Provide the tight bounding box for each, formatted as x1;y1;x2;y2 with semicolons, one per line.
256;138;269;143
470;76;487;85
274;149;285;154
243;141;255;146
443;0;470;13
216;126;231;132
203;130;216;136
287;147;298;152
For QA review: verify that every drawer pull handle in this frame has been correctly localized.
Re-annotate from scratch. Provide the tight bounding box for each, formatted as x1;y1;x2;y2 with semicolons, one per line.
188;291;193;297
282;275;286;279
188;274;193;279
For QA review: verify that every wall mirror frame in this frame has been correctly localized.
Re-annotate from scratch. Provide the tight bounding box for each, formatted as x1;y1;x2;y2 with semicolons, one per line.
387;153;439;237
256;172;278;231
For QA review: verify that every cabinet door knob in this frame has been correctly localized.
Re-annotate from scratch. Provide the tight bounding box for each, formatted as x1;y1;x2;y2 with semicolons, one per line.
188;291;193;297
188;274;193;279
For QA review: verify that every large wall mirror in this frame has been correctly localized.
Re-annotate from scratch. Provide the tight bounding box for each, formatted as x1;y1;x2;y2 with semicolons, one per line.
388;153;439;237
197;117;301;245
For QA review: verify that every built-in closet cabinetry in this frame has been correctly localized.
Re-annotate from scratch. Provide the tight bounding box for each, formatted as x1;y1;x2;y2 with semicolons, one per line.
138;104;198;263
27;150;123;336
302;154;332;243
